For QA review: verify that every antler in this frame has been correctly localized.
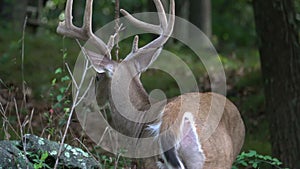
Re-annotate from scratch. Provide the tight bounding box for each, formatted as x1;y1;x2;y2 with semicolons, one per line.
120;0;174;36
57;0;175;73
121;0;175;70
57;0;112;58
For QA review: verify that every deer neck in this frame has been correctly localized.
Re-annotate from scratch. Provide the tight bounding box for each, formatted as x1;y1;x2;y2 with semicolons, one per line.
129;76;151;111
107;75;151;137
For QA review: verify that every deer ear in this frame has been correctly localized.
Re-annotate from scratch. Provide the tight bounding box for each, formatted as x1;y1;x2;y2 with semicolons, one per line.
86;50;116;74
125;47;162;73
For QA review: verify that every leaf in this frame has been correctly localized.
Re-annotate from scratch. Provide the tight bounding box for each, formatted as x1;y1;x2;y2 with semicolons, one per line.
252;162;258;168
231;166;238;169
41;152;48;161
59;87;67;93
240;161;248;166
64;100;71;104
63;53;68;59
55;67;62;74
34;163;42;169
63;107;70;113
257;155;264;159
51;78;57;86
263;155;272;161
247;150;257;157
56;95;63;102
61;75;70;82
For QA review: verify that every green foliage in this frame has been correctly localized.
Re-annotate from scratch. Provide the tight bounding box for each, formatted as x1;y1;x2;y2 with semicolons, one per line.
99;153;131;169
212;0;256;48
48;63;72;132
27;151;51;169
0;26;79;99
50;67;71;109
232;150;289;169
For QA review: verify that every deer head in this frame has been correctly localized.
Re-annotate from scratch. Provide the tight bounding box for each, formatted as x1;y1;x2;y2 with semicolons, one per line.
57;0;175;138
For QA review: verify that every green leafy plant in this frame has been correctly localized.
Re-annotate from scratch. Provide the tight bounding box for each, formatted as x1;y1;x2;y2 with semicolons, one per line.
44;52;72;138
27;151;51;169
49;65;71;124
232;150;289;169
100;155;131;169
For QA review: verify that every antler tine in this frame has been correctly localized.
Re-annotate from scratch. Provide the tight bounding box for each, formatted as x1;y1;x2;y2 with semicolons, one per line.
64;0;73;28
153;0;168;31
120;9;161;34
120;0;168;34
166;0;175;35
57;0;85;40
121;0;175;55
57;0;111;58
82;0;111;57
141;0;175;50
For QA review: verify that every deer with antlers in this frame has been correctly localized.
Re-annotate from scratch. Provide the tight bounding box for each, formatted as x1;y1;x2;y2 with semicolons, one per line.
57;0;245;168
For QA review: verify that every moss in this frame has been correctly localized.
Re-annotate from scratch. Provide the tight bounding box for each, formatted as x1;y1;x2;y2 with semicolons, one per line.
49;150;57;156
64;151;70;158
38;139;45;145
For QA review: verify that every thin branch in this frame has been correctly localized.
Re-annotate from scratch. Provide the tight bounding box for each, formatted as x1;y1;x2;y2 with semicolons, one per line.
14;99;29;169
0;102;20;139
0;78;9;88
75;77;94;107
27;108;35;134
114;152;122;169
65;63;79;89
114;0;120;60
74;138;102;168
21;16;28;107
14;99;24;139
98;126;110;145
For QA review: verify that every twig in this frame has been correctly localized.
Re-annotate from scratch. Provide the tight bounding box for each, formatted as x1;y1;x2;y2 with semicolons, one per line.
65;63;79;89
14;98;29;169
75;77;94;107
14;99;24;139
114;152;122;169
27;108;35;134
0;78;8;88
21;16;28;107
75;138;102;169
0;102;20;138
98;126;111;146
114;0;120;60
53;41;95;169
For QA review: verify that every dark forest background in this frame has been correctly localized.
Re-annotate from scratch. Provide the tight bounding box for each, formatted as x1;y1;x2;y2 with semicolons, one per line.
0;0;300;168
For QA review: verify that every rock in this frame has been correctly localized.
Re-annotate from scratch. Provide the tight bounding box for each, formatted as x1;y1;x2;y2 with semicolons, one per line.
0;134;100;169
0;140;34;169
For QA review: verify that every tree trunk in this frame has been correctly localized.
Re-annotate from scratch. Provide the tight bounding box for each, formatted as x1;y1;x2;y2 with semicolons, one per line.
253;0;300;168
189;0;212;38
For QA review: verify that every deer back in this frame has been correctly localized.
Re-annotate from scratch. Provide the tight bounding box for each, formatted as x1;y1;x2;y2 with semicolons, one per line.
158;92;245;168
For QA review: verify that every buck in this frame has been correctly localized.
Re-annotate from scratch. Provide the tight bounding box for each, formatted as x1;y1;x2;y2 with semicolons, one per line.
57;0;245;168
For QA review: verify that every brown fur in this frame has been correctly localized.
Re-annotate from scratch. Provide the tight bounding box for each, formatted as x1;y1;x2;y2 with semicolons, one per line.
160;92;245;168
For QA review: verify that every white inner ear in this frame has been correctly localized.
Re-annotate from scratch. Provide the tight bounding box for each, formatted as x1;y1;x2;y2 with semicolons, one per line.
93;66;105;74
178;112;205;169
